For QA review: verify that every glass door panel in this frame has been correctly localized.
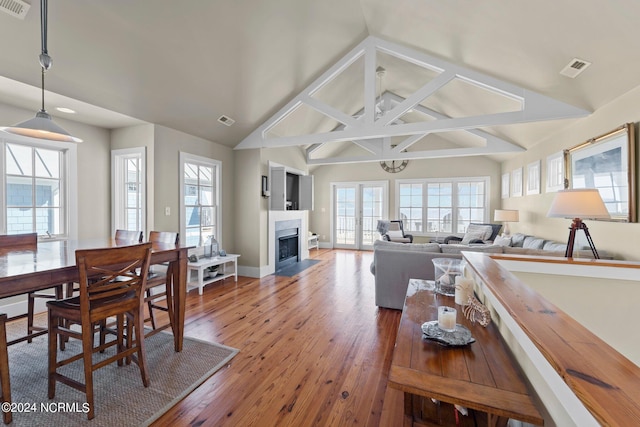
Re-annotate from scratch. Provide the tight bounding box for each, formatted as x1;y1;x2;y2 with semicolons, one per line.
335;186;356;248
333;182;387;250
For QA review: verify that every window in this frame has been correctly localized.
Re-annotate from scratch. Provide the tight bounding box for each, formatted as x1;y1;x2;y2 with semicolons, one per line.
179;152;221;248
2;139;76;238
397;177;489;235
112;148;146;234
546;152;564;193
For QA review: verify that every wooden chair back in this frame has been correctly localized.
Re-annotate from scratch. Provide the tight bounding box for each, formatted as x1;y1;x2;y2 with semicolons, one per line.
148;231;179;245
75;243;152;320
0;233;37;250
114;229;143;244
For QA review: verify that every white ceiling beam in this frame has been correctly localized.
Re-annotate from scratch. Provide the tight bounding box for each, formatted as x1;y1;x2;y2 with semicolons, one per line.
302;95;360;128
363;42;377;126
252;110;557;148
306;142;524;165
380;71;456;126
236;38;369;149
237;36;590;158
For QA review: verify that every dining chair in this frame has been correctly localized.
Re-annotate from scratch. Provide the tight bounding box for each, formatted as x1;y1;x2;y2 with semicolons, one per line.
0;233;64;345
144;231;179;332
115;229;143;244
0;314;11;424
47;242;152;420
65;230;143;298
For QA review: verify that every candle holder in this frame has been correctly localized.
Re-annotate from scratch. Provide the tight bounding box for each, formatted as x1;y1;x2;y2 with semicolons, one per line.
437;306;457;332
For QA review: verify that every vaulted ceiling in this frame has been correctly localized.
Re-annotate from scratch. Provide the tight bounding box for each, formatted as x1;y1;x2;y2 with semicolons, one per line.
1;0;639;162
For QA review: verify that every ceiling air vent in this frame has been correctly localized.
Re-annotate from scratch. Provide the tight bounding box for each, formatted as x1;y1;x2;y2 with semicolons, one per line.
0;0;30;19
217;115;235;127
560;58;592;78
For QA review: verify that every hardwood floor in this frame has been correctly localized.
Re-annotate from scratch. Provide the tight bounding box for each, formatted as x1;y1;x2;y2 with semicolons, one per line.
153;249;404;427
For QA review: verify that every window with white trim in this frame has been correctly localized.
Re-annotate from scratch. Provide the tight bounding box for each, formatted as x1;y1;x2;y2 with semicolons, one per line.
179;152;221;248
397;177;489;235
1;139;77;238
111;147;146;234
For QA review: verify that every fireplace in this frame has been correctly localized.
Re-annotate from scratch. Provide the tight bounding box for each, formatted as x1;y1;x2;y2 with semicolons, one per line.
275;219;301;271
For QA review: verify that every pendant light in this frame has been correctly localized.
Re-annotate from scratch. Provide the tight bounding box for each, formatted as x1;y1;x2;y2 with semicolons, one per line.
1;0;82;143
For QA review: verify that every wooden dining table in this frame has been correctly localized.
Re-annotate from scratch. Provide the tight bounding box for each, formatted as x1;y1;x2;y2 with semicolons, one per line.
0;238;191;351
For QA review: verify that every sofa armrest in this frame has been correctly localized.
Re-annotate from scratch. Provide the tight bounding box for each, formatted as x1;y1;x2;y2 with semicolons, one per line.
444;235;462;244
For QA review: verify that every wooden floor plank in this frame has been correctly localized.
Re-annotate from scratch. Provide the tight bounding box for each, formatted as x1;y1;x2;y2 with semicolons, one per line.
152;249;403;426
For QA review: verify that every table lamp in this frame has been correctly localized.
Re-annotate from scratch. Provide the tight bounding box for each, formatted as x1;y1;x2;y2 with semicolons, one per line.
546;188;610;258
494;209;519;236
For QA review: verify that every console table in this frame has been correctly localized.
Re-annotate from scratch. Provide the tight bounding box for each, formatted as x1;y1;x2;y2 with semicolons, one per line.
388;280;543;426
187;254;240;295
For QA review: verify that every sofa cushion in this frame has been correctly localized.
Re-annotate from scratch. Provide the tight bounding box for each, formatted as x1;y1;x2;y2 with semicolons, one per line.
387;229;403;239
440;244;503;254
523;236;546;249
510;233;529;248
374;240;442;252
543;241;567;252
502;247;564;257
493;235;512;247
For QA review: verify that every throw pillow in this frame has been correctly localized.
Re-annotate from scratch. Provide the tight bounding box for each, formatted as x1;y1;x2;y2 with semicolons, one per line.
387;229;404;239
493;235;512;247
460;229;487;244
462;224;493;243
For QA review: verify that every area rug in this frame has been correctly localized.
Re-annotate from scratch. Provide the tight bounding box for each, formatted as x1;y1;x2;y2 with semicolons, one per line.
4;315;238;426
275;259;321;277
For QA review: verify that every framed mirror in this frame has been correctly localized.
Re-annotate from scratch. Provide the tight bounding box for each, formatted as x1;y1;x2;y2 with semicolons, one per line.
564;123;636;222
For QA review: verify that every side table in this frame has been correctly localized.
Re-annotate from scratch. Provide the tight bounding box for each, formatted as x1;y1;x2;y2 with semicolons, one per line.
308;234;319;250
187;254;240;295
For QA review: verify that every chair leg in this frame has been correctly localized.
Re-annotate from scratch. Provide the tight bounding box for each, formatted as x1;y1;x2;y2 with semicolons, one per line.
134;310;149;388
47;310;58;400
0;315;12;425
165;269;175;332
146;290;157;330
27;292;35;343
81;320;95;420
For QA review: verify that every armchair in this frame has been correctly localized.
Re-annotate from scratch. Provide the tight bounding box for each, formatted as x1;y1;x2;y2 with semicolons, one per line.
382;220;413;243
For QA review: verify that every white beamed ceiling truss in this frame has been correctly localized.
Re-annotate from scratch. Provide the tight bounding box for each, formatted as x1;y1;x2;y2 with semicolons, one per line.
235;37;590;165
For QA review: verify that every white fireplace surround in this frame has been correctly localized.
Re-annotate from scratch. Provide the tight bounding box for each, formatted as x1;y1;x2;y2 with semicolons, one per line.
267;210;308;276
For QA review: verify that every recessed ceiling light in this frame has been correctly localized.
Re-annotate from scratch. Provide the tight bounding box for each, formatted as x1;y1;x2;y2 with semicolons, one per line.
56;107;76;114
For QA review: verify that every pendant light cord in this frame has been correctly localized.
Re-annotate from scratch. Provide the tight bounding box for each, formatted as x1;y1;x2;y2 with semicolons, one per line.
39;0;51;113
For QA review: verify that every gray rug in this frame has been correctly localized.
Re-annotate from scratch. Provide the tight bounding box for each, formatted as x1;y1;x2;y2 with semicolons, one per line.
4;315;238;426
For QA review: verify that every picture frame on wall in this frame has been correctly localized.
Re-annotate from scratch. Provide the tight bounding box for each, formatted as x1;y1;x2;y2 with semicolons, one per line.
565;123;636;222
526;160;541;195
545;151;564;193
501;172;510;199
511;167;523;197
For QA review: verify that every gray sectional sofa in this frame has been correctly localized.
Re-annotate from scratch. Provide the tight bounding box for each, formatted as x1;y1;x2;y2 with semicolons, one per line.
370;233;614;310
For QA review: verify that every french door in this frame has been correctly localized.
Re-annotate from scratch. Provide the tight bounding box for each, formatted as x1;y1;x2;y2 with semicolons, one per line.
332;181;388;250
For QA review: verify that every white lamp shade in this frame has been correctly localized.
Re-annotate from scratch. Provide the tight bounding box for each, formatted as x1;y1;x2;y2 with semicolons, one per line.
1;110;83;143
494;209;519;222
547;189;610;219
